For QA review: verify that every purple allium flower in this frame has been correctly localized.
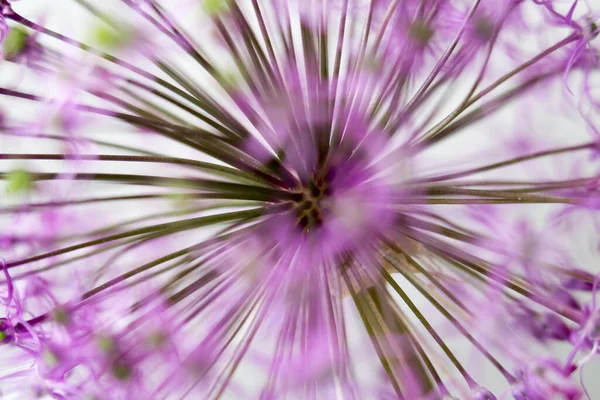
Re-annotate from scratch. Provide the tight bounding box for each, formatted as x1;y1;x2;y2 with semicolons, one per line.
0;0;599;398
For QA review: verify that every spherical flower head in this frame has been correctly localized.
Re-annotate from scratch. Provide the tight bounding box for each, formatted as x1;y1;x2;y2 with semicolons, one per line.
235;64;408;267
1;0;600;398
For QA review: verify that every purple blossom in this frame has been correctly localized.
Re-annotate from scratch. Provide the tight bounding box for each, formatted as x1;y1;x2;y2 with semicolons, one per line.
512;358;582;400
514;301;572;341
0;0;599;398
566;274;600;368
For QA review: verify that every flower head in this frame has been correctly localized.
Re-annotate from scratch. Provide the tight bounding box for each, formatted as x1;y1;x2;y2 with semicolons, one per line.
0;0;599;398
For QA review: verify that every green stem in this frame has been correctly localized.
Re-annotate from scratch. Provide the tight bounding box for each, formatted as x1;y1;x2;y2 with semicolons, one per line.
407;230;584;323
421;142;597;182
341;268;407;399
0;172;291;200
6;12;205;105
424;186;581;203
380;268;476;388
6;208;266;269
420;34;577;143
383;251;516;383
0;153;262;183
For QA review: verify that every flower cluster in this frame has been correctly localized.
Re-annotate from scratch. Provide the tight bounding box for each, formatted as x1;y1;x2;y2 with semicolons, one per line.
0;0;599;398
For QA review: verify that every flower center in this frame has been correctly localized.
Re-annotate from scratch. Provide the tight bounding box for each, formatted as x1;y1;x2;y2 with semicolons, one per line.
409;20;434;47
473;17;494;42
293;176;331;233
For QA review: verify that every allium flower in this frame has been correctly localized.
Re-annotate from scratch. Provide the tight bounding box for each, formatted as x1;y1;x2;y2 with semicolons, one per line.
0;0;599;398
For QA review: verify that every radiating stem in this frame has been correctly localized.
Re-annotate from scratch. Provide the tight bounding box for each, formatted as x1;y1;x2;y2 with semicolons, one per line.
421;142;598;182
380;269;477;389
6;208;266;269
420;34;578;143
383;251;517;383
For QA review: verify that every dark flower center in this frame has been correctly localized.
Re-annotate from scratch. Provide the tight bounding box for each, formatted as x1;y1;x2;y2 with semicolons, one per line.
294;176;331;233
409;20;434;47
112;360;132;381
473;17;494;42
